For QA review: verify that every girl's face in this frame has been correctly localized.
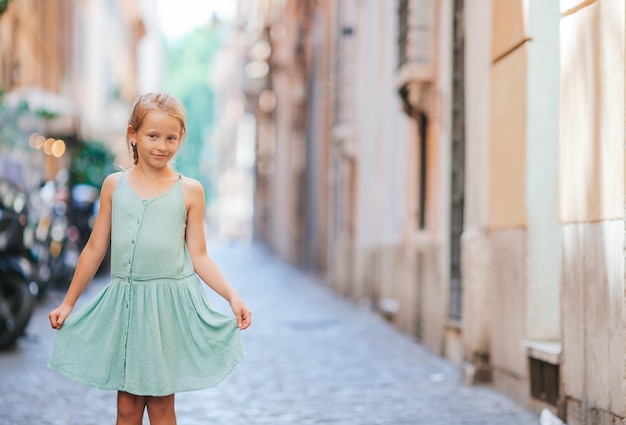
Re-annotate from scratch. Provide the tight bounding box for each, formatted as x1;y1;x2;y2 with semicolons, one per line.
129;110;183;167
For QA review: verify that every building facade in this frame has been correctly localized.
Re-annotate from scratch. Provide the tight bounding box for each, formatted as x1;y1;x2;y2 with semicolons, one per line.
241;0;626;423
0;0;155;177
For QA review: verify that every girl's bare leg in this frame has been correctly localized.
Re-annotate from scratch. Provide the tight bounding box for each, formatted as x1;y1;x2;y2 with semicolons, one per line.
146;394;177;425
116;391;146;425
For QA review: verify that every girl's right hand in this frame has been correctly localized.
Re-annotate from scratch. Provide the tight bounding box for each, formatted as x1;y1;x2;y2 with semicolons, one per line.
48;303;73;329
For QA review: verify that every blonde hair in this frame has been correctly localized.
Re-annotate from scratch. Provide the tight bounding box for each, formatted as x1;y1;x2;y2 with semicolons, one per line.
127;92;187;165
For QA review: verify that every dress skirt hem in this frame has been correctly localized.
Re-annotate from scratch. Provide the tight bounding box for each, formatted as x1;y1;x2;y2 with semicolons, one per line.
48;273;246;397
47;352;245;397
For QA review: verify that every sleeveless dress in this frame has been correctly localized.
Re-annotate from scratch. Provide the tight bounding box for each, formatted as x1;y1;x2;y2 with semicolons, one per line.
48;173;246;396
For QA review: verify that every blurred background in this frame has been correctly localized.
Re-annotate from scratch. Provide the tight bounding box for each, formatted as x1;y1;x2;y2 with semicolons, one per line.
0;0;625;424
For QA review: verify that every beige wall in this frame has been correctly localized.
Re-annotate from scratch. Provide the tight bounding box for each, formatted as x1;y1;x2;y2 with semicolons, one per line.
0;0;71;93
241;0;303;262
268;70;299;261
562;221;624;416
559;0;626;420
461;0;492;362
489;46;527;229
489;0;528;229
462;0;531;380
491;0;527;61
489;229;528;401
559;1;624;223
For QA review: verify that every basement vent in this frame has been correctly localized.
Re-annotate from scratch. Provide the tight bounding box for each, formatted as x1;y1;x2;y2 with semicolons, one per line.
529;358;559;406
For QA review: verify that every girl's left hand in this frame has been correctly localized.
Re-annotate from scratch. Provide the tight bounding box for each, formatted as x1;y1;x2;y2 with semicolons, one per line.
230;298;252;330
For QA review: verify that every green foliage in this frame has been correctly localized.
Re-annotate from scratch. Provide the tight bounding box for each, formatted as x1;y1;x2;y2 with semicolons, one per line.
34;108;59;120
69;140;117;189
0;0;9;16
163;22;226;202
0;92;29;150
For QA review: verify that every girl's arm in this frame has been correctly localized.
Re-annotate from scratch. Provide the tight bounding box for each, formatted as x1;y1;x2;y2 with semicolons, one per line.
183;178;251;330
48;173;119;329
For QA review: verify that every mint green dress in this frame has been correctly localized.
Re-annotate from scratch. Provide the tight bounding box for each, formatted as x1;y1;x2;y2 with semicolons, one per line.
48;173;245;396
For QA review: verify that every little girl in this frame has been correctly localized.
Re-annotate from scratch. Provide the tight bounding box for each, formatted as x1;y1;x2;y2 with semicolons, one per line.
48;92;250;425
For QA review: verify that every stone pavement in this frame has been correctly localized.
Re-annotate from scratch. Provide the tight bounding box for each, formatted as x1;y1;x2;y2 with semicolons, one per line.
0;242;540;425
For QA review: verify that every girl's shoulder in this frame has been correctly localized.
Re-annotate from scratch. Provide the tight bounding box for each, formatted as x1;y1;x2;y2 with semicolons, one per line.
179;175;205;206
100;171;125;200
102;171;124;189
180;175;203;192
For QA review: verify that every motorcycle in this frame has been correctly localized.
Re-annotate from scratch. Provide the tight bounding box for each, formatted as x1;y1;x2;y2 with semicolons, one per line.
70;183;109;275
0;179;37;349
31;177;79;288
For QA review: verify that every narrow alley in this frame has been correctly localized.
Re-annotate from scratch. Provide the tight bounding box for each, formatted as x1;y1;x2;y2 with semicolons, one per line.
0;242;539;425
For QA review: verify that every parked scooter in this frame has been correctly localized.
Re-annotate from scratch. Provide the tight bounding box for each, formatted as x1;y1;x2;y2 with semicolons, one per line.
31;175;79;288
70;183;110;275
0;179;37;349
70;183;99;250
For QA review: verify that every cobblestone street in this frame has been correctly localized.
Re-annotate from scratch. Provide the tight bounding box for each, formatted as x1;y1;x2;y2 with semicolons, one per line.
0;242;540;425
